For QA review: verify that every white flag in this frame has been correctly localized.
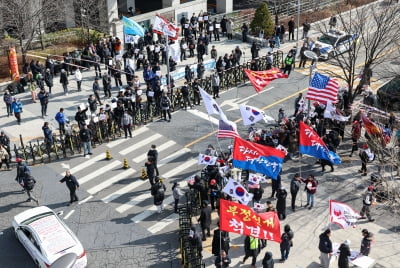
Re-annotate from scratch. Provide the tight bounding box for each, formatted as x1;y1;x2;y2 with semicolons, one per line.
324;101;350;122
168;42;181;63
198;154;217;165
239;104;274;125
248;173;261;184
275;144;288;156
330;200;360;229
199;87;227;121
222;178;253;205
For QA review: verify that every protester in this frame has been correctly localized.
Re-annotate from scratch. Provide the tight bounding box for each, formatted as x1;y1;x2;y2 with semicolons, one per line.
214;250;231;268
360;229;373;256
280;224;294;263
59;170;79;205
55;108;68;136
301;174;318;210
79;124;92;157
290;173;301;211
151;176;166;213
359;185;375;222
319;228;333;268
276;186;287;220
172;182;183;213
0;144;10;170
262;251;274;268
338;240;351;268
198;200;212;241
242;236;260;268
11;98;23;125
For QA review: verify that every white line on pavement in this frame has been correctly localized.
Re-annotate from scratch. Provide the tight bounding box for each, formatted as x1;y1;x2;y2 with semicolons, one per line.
119;133;162;155
147;213;179;234
63;210;75;220
132;140;176;163
78;195;93;205
78;161;121;184
60;154;105;176
106;127;148;148
186;109;219;125
86;168;136;195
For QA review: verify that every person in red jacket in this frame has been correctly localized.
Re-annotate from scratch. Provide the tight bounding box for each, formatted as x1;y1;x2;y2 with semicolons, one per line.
349;120;361;157
301;174;318;210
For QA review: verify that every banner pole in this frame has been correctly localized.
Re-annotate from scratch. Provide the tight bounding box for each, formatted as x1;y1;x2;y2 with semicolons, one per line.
300;154;303;207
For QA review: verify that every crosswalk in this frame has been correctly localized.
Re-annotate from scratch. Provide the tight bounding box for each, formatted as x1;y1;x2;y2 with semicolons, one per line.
59;127;200;235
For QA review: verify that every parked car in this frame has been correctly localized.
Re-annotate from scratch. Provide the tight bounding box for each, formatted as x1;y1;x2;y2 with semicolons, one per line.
314;29;358;60
12;206;87;268
377;77;400;110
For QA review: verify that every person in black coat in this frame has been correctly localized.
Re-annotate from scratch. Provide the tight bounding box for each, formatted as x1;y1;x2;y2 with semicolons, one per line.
290;173;301;211
211;225;230;256
319;229;333;268
262;251;274;268
198;200;212;241
276;187;287;220
44;69;53;93
147;144;159;176
151;177;166;213
214;250;231;268
145;157;155;185
59;170;79;205
280;224;294;262
338;240;351;268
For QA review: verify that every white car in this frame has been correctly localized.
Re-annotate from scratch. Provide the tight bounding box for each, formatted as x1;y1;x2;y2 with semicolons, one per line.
12;206;87;268
314;29;358;60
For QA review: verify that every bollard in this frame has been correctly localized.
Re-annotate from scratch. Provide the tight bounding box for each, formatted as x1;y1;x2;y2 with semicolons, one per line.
141;168;147;180
123;158;129;169
105;149;112;160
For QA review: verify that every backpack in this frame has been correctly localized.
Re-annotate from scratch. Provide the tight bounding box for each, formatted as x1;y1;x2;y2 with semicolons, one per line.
161;97;169;108
24;175;35;190
157;183;165;194
290;179;300;193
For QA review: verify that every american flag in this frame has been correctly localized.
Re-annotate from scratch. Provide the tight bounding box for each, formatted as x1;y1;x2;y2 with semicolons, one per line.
217;119;240;139
306;72;339;103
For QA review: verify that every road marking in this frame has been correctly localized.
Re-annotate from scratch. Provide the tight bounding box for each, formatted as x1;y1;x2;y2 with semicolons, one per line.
236;87;274;104
86;168;136;195
78;161;121;184
116;159;197;214
63;210;75;220
132;140;176;163
186;109;219;125
78;195;93;205
119;133;162;155
62;154;105;176
147;213;179;234
101;148;191;204
107;127;148;148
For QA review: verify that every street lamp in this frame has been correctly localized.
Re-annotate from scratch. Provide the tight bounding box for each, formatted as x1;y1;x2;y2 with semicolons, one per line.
304;50;318;116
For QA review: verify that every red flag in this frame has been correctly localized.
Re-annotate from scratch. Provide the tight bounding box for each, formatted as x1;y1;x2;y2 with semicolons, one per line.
361;113;388;146
153;14;179;40
219;199;281;243
244;68;288;92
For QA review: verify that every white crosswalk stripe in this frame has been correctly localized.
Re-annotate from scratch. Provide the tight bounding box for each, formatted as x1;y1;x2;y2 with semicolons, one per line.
187;109;219;125
78;160;121;184
147;213;179;234
61;154;105;176
119;133;162;155
132;140;176;163
107;127;148;148
86;168;136;195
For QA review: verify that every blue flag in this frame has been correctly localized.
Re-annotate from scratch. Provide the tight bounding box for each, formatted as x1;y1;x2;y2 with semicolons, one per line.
122;16;145;37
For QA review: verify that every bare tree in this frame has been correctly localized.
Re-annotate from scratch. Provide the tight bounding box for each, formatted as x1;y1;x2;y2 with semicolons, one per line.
314;2;400;106
1;0;62;60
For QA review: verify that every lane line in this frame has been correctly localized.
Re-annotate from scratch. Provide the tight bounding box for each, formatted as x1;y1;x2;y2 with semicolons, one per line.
237;87;274;104
147;213;179;234
107;127;148;148
86;169;136;195
186;110;219;125
63;210;75;220
119;133;162;155
132;140;176;163
101;148;191;204
78;161;121;184
61;154;105;176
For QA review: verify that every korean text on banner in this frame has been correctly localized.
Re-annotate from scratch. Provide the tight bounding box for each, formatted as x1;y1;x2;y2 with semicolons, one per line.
219;199;281;243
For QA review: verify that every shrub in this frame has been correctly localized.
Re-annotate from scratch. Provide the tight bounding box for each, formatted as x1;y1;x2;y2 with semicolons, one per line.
250;2;274;36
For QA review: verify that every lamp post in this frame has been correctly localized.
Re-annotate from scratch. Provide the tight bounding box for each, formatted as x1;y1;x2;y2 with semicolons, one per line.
304;50;318;117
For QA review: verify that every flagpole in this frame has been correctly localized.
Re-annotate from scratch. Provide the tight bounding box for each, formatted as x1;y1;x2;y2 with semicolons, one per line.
300;154;303;207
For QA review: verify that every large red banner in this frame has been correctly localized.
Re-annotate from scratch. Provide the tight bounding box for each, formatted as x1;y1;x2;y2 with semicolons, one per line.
219;199;281;243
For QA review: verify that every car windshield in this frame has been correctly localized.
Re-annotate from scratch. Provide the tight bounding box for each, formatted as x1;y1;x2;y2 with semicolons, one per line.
318;34;338;45
27;214;77;256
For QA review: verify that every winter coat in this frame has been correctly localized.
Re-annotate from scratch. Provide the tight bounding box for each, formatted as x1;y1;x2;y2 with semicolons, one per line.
121;113;132;126
280;229;294;250
276;188;287;213
79;128;92;142
44;72;53;87
262;251;274;268
360;236;372;256
60;174;79;190
226;21;233;34
55;112;67;124
211;229;230;256
151;182;166;205
38;91;49;105
60;72;68;85
319;232;332;254
3;93;12;104
12;101;23;113
338;243;351;268
199;206;212;228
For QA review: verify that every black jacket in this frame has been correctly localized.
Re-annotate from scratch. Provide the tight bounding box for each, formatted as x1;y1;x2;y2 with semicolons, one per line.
79;128;92;142
60;174;79;190
319;232;332;253
199;206;212;227
338;243;351;268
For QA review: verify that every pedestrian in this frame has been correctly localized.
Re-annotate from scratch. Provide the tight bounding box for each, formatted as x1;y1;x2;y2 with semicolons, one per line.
270;173;281;199
60;69;69;96
301;174;318;209
0;131;11;157
55;108;67;136
226;19;233;40
27;72;37;103
151;176;166;213
280;224;294;263
212;72;220;99
38;87;49;118
279;22;285;44
121;110;132;138
262;251;274;268
75;106;88;129
298;43;308;68
11;98;23;125
329;15;337;29
274;24;281;48
198;200;212;241
277;108;286;124
93;78;102;105
338;240;351;268
283;51;294;76
0;144;10;170
290;173;301;211
211;45;218;59
318;228;333;268
276;186;287;220
75;68;82;92
160;92;172;122
294;93;303;116
302;19;310;38
241;23;249;42
22;173;38;204
189;224;203;257
213;18;220;41
288;17;295;41
145;157;155;185
358;143;372;176
242;236;260;268
172;182;182;213
212;223;230;256
360;229;373;256
251;41;259;59
3;89;13;117
59;170;79;205
147;144;159;176
192;78;201;105
359;185;376;222
181;82;192;110
44;69;53;93
79;124;92;157
42;122;53;149
215;250;231;268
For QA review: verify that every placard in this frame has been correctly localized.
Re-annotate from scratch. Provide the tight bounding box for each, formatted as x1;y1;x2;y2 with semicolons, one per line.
215;24;220;29
139;54;144;59
198;17;203;22
134;49;139;53
93;116;99;123
184;24;189;28
99;114;106;121
155;47;160;53
110;102;117;109
150;45;154;51
136;89;143;96
209;26;214;31
182;44;188;49
204;16;208;21
85;119;90;125
108;60;113;65
147;91;155;97
79;103;86;110
156;70;162;77
115;54;122;61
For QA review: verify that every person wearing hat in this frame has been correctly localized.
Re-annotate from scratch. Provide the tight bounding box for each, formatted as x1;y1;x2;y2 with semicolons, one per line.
360;229;373;256
11;98;23;125
3;89;13;117
151;176;166;213
318;228;333;268
198;200;212;241
209;178;220;211
338;240;351;268
38;87;49;118
359;185;375;222
278;108;286;124
0;131;11;157
75;105;88;129
147;144;159;176
59;170;79;205
15;157;30;191
280;224;294;263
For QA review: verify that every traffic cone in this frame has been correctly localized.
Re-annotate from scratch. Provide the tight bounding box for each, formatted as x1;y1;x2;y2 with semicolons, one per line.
105;149;112;160
141;168;147;180
123;158;129;169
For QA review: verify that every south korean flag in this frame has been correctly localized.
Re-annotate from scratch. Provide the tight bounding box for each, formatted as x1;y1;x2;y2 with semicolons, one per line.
222;178;253;205
198;153;217;165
